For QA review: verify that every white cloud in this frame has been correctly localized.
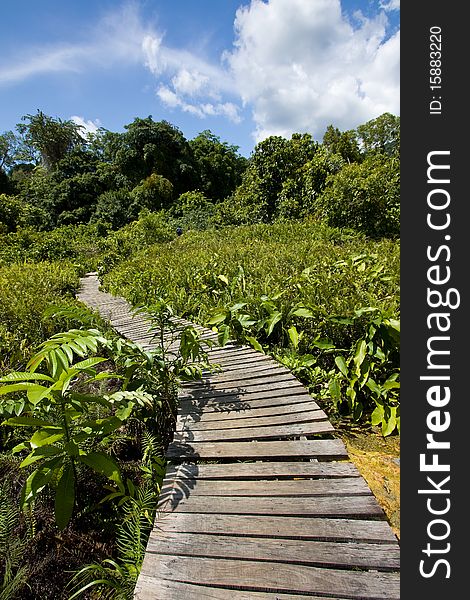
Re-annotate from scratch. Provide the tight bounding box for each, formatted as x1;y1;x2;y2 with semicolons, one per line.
0;3;154;84
156;85;241;122
70;115;101;135
379;0;400;11
225;0;399;142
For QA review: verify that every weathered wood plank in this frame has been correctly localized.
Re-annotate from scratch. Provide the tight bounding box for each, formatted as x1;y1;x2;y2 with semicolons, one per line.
135;576;347;600
177;409;327;430
180;372;295;391
157;477;371;498
139;555;400;599
166;439;347;461
157;494;384;518
173;421;334;442
154;512;397;543
164;461;361;480
178;379;307;401
178;401;322;422
178;390;317;412
145;532;399;570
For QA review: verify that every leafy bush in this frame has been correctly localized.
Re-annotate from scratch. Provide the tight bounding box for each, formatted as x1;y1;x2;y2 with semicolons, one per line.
0;261;82;373
318;155;400;238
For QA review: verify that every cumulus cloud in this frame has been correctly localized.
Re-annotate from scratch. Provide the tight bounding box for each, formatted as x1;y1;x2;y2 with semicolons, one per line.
225;0;399;141
70;115;101;135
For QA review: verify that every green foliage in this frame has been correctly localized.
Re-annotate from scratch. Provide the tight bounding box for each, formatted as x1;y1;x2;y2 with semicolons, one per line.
318;154;400;238
0;328;131;529
327;309;400;435
0;261;82;373
130;173;174;213
190;130;247;202
16;110;85;170
101;221;399;432
357;112;400;158
97;211;175;273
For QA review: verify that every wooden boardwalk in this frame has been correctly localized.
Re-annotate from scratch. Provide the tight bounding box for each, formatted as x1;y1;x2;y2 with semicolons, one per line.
77;273;400;599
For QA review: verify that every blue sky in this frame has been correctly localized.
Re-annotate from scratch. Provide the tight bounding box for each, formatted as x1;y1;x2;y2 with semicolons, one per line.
0;0;399;157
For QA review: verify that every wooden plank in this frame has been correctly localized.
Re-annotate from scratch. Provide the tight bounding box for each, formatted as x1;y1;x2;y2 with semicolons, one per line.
180;372;294;391
157;494;384;518
158;477;371;498
165;461;360;480
173;421;334;442
179;401;322;422
194;364;291;384
135;575;348;600
177;409;327;430
145;532;399;570
154;512;398;543
179;379;306;401
139;555;400;599
178;391;317;412
166;439;348;461
206;354;274;369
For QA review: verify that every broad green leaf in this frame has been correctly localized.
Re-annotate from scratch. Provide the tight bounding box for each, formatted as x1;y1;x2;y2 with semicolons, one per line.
0;372;54;383
21;463;60;506
27;384;51;405
288;326;299;349
229;302;247;313
382;407;397;436
218;325;230;346
217;274;229;285
312;339;335;350
245;336;264;353
237;314;256;328
335;356;348;377
3;416;53;427
365;378;382;397
73;357;107;370
266;311;282;337
55;463;75;530
207;313;227;325
328;379;341;400
30;429;64;448
79;452;123;488
21;445;63;467
114;401;134;421
371;404;384;426
290;307;314;318
353;340;367;375
0;382;41;395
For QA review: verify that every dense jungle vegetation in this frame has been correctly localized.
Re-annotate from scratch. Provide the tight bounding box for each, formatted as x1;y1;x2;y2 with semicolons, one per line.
0;110;400;598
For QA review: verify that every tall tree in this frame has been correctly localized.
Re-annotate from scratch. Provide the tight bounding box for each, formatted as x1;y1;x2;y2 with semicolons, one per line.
356;113;400;158
190;130;247;202
16;111;85;170
322;125;361;163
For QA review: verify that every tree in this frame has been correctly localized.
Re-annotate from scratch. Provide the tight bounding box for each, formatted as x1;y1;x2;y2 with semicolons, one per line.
318;154;400;238
114;117;197;194
190;130;247;202
16;111;85;170
356;113;400;158
322;125;361;163
232;133;319;222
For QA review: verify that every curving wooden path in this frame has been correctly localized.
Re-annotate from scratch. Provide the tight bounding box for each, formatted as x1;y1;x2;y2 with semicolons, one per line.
77;273;400;600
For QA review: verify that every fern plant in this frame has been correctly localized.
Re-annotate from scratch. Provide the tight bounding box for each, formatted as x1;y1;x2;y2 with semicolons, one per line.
0;483;30;600
66;433;164;600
